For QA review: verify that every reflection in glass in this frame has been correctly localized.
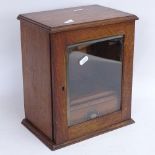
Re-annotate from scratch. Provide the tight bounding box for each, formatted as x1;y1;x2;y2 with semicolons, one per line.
67;35;124;126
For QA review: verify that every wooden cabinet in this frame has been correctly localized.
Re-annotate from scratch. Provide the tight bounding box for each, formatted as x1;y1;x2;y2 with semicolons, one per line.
18;5;138;150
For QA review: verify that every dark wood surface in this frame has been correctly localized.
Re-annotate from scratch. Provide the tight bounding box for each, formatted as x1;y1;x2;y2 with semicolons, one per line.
51;20;136;143
18;5;138;150
18;5;138;33
20;20;53;139
22;118;134;150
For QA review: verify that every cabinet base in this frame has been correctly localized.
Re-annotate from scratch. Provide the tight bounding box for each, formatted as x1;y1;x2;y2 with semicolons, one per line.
22;118;134;150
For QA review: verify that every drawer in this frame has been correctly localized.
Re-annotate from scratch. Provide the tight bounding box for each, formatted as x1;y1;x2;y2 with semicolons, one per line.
69;90;120;125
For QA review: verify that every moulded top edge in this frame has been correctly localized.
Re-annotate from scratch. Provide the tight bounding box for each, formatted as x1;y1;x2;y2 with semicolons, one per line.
17;5;138;33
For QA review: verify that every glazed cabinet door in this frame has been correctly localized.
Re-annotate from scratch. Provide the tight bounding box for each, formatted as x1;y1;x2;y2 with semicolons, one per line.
51;21;135;144
67;35;123;126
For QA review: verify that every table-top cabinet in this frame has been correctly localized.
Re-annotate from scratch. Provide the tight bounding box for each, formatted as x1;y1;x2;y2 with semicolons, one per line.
18;5;138;150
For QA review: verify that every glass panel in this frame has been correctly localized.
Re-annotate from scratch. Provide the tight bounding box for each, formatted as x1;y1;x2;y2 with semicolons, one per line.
67;35;124;126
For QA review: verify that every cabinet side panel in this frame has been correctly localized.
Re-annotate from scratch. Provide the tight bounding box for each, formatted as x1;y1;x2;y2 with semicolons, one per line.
20;20;52;139
121;21;135;120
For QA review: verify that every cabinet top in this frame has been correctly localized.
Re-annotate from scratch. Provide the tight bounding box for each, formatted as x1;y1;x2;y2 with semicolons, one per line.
18;5;138;33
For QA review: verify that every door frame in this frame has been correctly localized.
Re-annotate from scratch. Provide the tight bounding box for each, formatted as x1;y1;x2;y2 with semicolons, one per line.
51;20;135;144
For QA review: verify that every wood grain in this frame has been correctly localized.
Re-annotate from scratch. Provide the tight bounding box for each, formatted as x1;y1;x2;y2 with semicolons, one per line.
18;5;138;150
51;21;136;142
20;20;53;139
18;5;138;33
50;32;68;144
22;118;134;150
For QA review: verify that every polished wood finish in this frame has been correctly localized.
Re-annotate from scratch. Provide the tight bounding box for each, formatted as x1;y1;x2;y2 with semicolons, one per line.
22;118;134;150
20;21;53;139
18;5;138;33
18;5;138;150
51;21;136;143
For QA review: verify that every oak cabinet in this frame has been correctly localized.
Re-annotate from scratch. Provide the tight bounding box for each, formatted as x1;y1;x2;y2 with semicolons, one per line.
18;5;138;150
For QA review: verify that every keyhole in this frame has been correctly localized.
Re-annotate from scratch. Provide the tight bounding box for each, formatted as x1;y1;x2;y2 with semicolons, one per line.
62;86;65;91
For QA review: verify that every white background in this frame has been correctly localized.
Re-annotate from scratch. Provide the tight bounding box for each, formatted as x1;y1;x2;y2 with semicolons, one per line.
0;0;155;154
